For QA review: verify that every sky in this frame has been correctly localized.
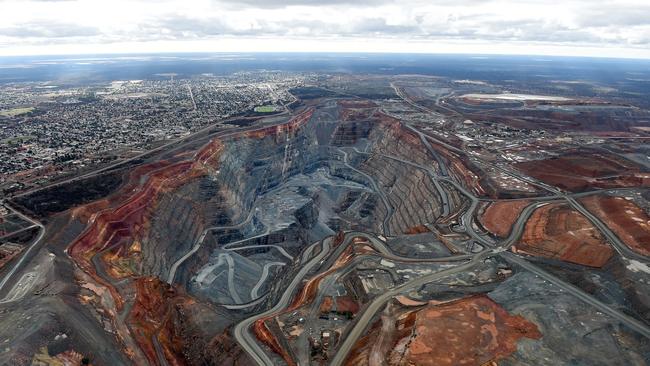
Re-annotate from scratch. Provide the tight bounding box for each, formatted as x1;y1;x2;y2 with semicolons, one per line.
0;0;650;58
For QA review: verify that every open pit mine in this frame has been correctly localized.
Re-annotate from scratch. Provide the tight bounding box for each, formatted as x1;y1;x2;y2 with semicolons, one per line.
2;73;650;366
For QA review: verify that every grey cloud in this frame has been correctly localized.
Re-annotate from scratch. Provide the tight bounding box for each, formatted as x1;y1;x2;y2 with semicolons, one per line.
350;18;418;35
150;15;418;38
576;6;650;28
154;16;235;36
215;0;394;9
2;0;649;50
0;21;100;38
214;0;492;7
140;11;650;46
420;14;625;45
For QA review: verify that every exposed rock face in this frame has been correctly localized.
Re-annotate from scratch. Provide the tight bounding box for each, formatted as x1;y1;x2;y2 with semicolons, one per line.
61;99;464;364
345;295;541;366
581;195;650;256
202;331;253;366
480;200;530;237
338;100;378;122
127;277;253;366
63;110;315;364
355;113;445;234
515;203;613;267
515;151;650;192
127;277;186;365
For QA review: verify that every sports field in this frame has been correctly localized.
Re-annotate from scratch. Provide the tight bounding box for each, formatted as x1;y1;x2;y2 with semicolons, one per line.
254;105;277;113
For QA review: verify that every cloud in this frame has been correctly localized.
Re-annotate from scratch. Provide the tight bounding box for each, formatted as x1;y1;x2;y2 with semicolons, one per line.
0;21;100;38
576;6;650;27
214;0;395;9
152;15;239;37
350;17;418;35
0;0;649;56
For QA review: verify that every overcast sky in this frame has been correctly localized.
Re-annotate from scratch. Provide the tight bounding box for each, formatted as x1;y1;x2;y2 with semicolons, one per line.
1;0;649;58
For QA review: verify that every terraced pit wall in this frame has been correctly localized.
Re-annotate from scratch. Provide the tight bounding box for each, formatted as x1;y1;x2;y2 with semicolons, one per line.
63;101;470;364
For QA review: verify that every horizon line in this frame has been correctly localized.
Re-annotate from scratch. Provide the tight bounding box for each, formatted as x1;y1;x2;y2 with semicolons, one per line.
1;38;650;60
2;50;650;62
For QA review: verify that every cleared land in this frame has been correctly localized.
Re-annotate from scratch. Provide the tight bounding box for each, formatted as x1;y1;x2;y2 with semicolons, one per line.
345;295;541;366
461;93;571;101
0;107;34;117
516;152;649;192
480;200;530;237
254;105;278;113
580;195;650;256
515;203;613;267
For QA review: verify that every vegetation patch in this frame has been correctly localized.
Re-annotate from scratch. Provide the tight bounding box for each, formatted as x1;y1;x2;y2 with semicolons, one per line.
254;105;279;113
0;107;35;117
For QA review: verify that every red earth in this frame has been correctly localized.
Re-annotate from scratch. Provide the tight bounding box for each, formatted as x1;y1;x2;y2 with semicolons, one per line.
516;152;650;192
580;195;650;256
515;203;613;267
480;201;530;237
345;295;541;366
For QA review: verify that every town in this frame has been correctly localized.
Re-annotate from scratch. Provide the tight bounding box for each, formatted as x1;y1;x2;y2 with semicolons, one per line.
0;72;307;193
